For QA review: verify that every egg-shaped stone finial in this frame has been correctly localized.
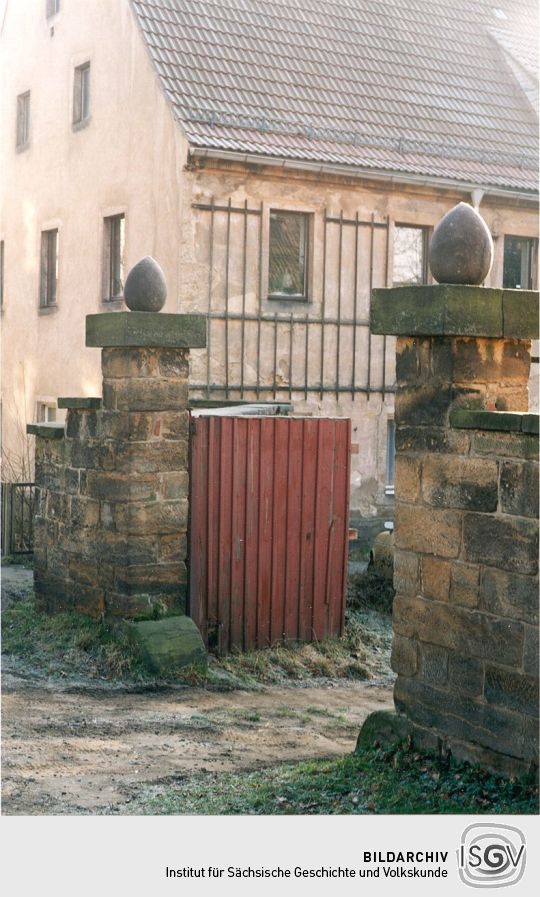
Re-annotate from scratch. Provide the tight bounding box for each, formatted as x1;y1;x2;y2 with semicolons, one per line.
429;203;493;285
124;256;167;311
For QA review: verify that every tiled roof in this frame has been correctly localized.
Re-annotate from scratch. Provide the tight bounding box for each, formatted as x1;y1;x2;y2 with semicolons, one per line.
131;0;539;192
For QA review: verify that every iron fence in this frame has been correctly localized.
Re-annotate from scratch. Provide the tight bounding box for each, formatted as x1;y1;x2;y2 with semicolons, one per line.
191;199;395;402
1;482;35;556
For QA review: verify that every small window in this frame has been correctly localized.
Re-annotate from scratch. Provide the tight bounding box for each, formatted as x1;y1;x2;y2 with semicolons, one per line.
0;241;4;307
39;229;59;308
102;214;125;301
36;402;57;423
73;62;90;125
393;225;429;286
385;420;395;495
268;210;310;300
16;91;30;148
503;236;538;290
46;0;60;17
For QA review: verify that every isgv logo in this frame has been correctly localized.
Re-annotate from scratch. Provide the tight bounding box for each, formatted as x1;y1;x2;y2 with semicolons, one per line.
458;823;526;888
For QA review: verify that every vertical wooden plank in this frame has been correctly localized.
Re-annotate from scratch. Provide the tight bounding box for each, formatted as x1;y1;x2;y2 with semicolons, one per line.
243;419;260;651
328;420;350;636
311;420;335;640
257;418;274;647
206;416;220;652
283;418;302;641
270;418;289;644
230;418;248;649
188;415;208;640
298;418;318;641
217;417;233;653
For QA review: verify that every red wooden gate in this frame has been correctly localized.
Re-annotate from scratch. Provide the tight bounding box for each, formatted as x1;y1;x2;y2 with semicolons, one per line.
189;415;351;654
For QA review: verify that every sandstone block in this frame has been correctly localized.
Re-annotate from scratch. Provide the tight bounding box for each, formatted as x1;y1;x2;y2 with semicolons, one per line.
419;643;448;685
450;562;480;609
101;347;159;379
112;499;189;535
113;562;187;595
452;338;531;384
396;425;470;455
500;461;539;518
103;378;189;412
390;634;418;677
421;556;450;601
523;626;539;677
463;513;538;575
448;653;484;697
393;550;419;596
395;504;462;558
472;430;538;460
480;568;538;625
395;385;453;427
422;456;498;511
393;594;524;665
395;455;421;502
484;665;539;717
86;471;158;502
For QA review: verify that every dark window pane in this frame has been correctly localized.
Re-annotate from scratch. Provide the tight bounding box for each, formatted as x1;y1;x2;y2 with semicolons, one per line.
503;235;537;289
16;92;30;147
40;230;58;307
103;214;125;300
269;211;309;298
73;63;90;123
393;225;427;286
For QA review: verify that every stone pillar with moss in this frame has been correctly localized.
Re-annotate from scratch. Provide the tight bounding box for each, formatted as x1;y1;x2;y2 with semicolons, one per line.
28;258;208;670
358;204;539;776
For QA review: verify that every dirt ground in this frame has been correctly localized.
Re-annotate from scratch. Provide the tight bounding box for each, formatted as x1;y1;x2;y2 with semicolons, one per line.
2;673;392;815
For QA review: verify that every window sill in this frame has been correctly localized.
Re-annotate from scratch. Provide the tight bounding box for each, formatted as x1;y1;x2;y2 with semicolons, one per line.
101;297;125;310
267;294;310;303
15;141;30;154
72;116;91;132
38;304;58;316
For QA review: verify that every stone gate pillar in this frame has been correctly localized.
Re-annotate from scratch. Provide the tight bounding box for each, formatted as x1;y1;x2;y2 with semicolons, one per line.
29;258;206;623
359;204;539;775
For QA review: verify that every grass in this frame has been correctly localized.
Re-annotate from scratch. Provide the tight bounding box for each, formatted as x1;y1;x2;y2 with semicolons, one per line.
1;597;148;681
125;742;539;816
1;593;393;687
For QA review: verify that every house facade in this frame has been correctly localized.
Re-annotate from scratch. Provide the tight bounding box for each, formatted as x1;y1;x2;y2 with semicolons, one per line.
1;0;538;530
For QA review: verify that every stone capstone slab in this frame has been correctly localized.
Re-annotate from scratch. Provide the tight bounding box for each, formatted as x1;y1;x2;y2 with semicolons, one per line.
58;397;102;409
26;422;65;439
128;615;207;674
371;285;539;339
450;409;539;434
86;312;207;348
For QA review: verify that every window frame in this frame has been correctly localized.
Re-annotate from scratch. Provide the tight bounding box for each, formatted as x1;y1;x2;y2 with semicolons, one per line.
102;213;126;303
36;402;57;423
16;91;30;149
267;209;311;302
502;234;538;290
392;223;430;287
72;61;91;127
39;229;59;309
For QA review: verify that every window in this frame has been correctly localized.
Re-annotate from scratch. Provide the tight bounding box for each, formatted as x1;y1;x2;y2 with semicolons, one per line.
73;62;90;125
39;229;58;308
102;214;125;301
46;0;60;16
36;402;56;423
385;420;396;495
268;210;310;299
0;241;4;307
16;91;30;148
503;236;538;289
393;225;429;286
